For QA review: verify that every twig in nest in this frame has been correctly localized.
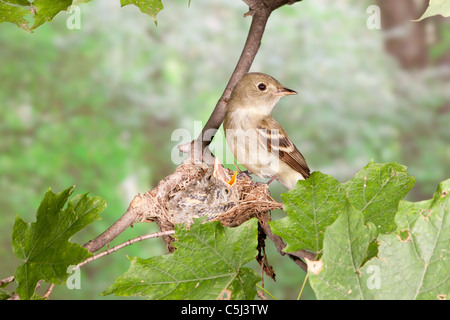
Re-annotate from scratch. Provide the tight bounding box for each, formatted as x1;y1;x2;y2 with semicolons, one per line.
77;230;175;270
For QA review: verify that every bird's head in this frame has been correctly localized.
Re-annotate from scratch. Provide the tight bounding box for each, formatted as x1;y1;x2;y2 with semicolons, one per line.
228;72;297;115
206;157;238;202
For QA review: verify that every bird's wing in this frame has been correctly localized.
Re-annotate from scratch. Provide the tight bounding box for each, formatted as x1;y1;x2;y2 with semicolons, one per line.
257;117;310;179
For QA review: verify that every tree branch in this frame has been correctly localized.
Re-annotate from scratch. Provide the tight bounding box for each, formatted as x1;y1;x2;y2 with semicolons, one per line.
182;0;303;160
83;0;305;267
83;194;144;253
79;230;175;270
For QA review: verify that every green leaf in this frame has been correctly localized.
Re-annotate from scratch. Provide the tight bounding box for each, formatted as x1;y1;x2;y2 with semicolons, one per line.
0;289;11;300
12;186;105;300
309;179;450;300
270;162;414;254
0;0;95;31
103;218;260;300
360;179;450;300
32;0;72;30
0;0;32;32
2;0;160;31
345;161;415;233
416;0;450;20
307;202;377;299
120;0;164;24
269;171;346;253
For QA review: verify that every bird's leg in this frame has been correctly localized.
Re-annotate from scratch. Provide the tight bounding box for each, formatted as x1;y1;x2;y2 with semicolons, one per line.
237;170;252;181
233;161;252;181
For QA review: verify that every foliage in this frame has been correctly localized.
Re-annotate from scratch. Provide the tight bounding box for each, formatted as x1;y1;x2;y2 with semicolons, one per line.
270;162;415;254
2;0;449;32
11;186;105;299
102;218;260;299
308;178;450;300
3;162;448;300
120;0;163;23
0;0;165;32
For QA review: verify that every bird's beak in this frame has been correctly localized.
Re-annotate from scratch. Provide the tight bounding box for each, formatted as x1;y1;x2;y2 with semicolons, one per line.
274;87;298;96
227;172;237;186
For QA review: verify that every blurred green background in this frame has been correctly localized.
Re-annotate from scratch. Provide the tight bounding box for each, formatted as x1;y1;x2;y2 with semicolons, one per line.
0;0;449;299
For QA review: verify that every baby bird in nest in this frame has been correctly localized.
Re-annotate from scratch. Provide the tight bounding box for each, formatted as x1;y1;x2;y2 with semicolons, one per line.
166;158;238;224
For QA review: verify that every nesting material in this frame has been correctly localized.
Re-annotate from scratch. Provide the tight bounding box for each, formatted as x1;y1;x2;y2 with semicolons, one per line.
137;161;283;251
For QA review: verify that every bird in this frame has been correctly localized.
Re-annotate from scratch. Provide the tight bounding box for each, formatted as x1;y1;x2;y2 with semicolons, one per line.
166;157;238;224
223;72;310;190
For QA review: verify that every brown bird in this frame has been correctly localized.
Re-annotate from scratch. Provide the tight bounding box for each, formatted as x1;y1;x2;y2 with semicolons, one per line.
166;158;238;224
224;72;310;189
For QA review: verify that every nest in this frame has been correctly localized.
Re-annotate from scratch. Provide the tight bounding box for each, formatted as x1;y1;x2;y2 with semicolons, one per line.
136;162;283;252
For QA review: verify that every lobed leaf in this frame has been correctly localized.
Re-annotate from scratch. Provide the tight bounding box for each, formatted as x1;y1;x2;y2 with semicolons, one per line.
271;162;414;254
12;186;105;299
360;179;450;299
269;171;346;253
31;0;72;30
120;0;163;24
0;0;32;32
0;0;169;32
309;179;450;300
102;218;260;300
307;202;376;299
345;161;415;233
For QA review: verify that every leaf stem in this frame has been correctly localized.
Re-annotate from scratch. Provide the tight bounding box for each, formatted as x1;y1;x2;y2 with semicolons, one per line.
297;272;309;300
256;283;277;300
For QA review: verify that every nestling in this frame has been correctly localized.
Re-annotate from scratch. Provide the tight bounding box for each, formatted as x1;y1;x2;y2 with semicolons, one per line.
166;158;238;224
223;72;310;190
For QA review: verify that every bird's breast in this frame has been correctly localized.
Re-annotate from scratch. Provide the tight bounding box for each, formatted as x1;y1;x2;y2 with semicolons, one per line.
224;111;279;179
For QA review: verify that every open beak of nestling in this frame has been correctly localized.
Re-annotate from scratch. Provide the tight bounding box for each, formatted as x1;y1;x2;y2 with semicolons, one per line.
213;157;237;187
227;171;237;186
274;87;298;96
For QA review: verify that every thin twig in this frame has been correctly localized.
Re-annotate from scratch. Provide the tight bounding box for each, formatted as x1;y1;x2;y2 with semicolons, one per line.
42;284;55;299
1;230;174;300
77;230;175;270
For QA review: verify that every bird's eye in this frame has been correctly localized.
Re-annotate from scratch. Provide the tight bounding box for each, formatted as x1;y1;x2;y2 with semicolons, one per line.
224;188;230;195
257;83;267;91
